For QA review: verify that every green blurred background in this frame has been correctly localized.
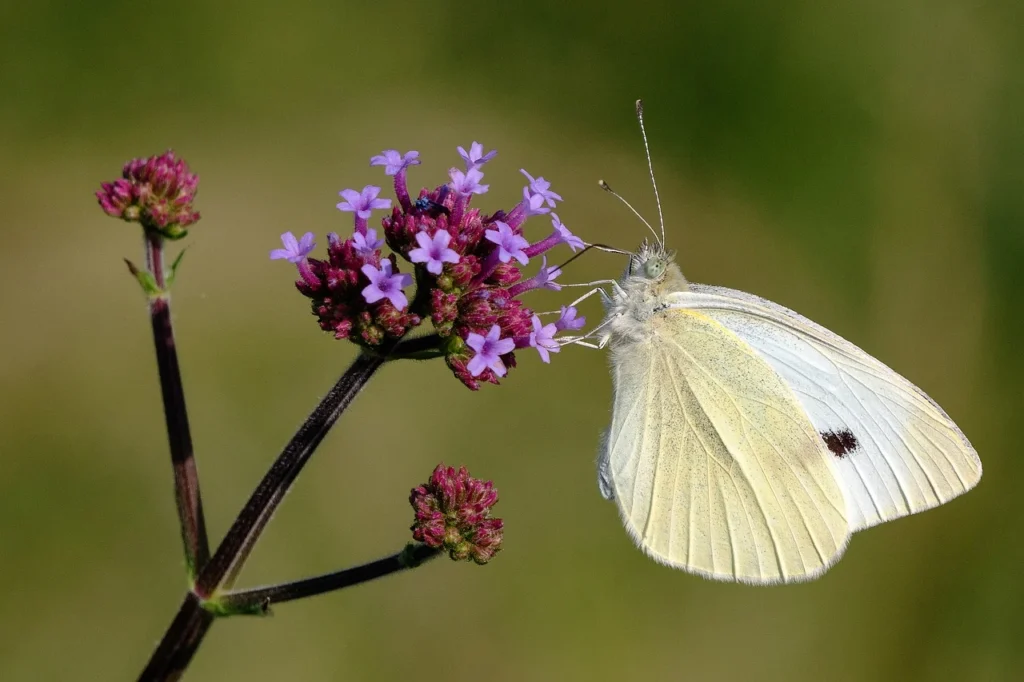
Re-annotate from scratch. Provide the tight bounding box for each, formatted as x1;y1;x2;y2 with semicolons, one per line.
1;1;1021;680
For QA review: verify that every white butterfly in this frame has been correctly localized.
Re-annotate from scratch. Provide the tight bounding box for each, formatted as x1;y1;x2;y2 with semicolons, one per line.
570;101;982;584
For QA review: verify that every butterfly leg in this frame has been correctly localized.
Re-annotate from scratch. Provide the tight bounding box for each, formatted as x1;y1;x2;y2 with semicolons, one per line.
560;279;626;305
562;335;610;350
558;313;619;349
554;280;625;349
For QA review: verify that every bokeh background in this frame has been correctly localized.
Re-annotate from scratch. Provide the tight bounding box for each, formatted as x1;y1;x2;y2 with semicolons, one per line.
1;1;1022;680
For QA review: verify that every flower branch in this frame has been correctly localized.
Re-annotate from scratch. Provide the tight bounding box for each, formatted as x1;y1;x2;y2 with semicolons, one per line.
195;350;387;595
211;544;443;615
146;234;210;578
139;350;386;681
137;594;213;682
98;151;210;578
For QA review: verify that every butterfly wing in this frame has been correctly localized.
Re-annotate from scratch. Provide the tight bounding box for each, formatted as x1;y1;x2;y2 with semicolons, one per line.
676;284;982;531
603;307;849;584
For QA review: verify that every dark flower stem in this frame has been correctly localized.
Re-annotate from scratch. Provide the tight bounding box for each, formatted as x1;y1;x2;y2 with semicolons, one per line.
141;347;390;681
146;232;210;578
387;333;445;360
195;350;388;596
140;277;441;681
216;544;442;614
137;594;213;682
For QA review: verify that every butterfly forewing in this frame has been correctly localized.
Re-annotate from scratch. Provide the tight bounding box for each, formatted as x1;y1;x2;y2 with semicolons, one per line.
677;285;982;531
604;307;850;584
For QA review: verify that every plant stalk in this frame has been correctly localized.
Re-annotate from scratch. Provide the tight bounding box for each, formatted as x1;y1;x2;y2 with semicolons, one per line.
146;232;210;577
216;544;441;614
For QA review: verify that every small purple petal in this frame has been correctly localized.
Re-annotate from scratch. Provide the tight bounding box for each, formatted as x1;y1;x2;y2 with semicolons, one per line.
449;167;489;196
522;186;551;217
484;221;530;266
529;315;561;363
337;185;392;219
466;325;516;377
360;259;412;309
457;141;497;170
551;214;585;252
555;306;586;331
370;150;420;176
520;169;562;208
535;256;562;291
352;228;385;257
270;231;316;263
408;230;461;275
506;255;564;297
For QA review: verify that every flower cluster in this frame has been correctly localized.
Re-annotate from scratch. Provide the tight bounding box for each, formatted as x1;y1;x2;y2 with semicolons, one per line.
96;150;200;238
272;142;588;389
410;463;503;564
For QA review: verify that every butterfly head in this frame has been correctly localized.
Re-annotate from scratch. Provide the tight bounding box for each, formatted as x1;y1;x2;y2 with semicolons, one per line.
609;239;688;314
628;240;669;278
626;239;683;284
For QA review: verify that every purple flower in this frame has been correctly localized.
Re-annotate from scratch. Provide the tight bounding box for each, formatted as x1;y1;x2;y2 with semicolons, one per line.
361;259;412;309
551;214;585;252
410;463;503;564
449;167;489;196
352;228;384;257
337;185;392;219
370;150;420;176
521;185;551;217
529;315;561;363
534;256;562;291
522;213;586;259
508;255;562;297
457;142;497;170
484;221;530;265
466;325;516;377
555;305;586;331
520;169;562;208
408;230;461;275
270;231;316;263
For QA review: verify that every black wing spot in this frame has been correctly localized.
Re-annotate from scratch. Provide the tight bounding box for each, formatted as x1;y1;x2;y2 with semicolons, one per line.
821;429;859;458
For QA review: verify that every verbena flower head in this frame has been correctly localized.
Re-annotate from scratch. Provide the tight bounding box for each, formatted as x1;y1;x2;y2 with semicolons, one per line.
96;150;200;238
410;463;503;564
274;143;586;388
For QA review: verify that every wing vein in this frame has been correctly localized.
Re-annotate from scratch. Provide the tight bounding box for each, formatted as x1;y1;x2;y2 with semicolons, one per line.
665;347;788;580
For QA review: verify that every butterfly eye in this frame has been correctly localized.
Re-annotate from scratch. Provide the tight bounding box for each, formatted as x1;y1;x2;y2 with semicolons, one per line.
644;258;666;279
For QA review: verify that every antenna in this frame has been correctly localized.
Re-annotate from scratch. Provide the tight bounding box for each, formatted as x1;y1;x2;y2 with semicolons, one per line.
599;179;661;246
635;99;666;246
554;242;633;272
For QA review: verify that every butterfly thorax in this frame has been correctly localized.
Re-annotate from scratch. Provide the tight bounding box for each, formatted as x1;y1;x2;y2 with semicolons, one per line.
604;241;689;345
